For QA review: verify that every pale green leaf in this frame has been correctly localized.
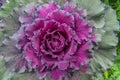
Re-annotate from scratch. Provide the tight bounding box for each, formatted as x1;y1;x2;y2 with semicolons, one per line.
0;0;38;18
103;6;119;31
90;15;105;28
99;31;118;48
0;56;9;80
10;72;39;80
78;0;104;17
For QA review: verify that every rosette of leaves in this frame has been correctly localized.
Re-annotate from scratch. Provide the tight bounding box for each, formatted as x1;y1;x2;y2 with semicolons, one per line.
0;0;119;80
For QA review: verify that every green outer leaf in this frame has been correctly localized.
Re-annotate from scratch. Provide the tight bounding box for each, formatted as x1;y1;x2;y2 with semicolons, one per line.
102;0;120;21
0;0;38;18
0;31;3;40
0;56;7;80
70;71;91;80
103;6;119;31
0;51;38;80
99;31;118;48
78;0;104;16
10;72;39;80
100;0;120;80
84;0;119;79
3;15;20;36
89;15;105;28
1;71;12;80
